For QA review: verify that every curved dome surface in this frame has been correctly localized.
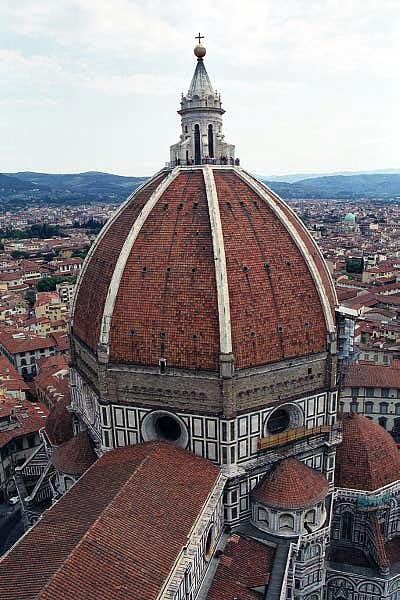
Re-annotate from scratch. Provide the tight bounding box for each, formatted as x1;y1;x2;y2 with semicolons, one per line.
336;413;400;491
72;166;336;372
51;431;97;475
252;457;329;510
45;396;73;446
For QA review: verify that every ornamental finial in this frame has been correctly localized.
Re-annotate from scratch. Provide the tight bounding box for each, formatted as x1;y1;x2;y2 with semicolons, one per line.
194;32;206;59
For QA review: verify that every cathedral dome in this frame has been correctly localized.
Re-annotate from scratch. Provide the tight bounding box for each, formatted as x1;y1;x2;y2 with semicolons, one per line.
252;457;329;510
71;166;336;373
335;413;400;491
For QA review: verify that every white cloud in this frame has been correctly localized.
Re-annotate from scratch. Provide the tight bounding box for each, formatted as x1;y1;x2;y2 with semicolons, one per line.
1;0;399;173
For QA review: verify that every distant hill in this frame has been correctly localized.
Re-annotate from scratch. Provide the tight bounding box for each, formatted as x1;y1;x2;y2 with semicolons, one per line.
262;173;400;199
11;171;147;196
1;170;400;208
262;168;400;183
0;173;48;193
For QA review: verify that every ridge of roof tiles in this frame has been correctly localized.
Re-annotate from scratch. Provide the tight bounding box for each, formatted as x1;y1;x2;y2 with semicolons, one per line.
0;441;220;600
72;167;336;371
335;413;400;491
252;457;329;510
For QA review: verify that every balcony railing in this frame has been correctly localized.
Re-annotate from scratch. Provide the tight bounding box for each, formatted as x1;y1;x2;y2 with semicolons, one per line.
258;425;332;452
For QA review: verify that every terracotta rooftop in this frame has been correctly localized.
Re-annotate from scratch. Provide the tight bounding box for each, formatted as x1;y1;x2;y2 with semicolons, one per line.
0;442;220;600
0;330;56;354
0;398;48;449
335;413;400;491
73;167;335;371
207;534;275;600
252;457;329;510
44;395;73;446
343;362;400;389
0;353;29;392
51;431;96;475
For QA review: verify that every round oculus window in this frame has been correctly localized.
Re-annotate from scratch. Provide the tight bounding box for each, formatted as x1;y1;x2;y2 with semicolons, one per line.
266;408;290;435
141;410;189;448
155;415;181;441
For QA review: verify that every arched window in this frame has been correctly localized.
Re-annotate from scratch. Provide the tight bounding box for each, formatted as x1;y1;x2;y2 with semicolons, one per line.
380;402;389;414
194;124;201;164
364;401;373;414
379;416;387;429
279;513;294;531
208;124;214;158
340;511;353;541
305;509;316;524
258;507;269;524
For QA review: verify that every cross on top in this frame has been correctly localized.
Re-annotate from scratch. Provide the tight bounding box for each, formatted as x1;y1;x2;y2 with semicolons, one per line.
195;32;204;44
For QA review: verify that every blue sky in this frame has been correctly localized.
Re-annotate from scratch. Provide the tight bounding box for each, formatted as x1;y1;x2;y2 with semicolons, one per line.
1;0;399;176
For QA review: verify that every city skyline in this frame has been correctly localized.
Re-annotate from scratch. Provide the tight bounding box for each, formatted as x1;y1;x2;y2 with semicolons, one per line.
1;0;399;176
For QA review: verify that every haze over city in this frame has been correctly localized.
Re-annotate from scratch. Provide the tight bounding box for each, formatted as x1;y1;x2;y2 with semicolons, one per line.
1;0;399;176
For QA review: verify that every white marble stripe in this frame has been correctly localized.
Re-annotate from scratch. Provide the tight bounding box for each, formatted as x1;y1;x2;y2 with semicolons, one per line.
203;166;233;355
238;168;336;333
98;167;181;350
70;168;168;326
246;170;338;307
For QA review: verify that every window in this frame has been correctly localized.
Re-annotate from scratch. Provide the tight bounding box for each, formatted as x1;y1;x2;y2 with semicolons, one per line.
395;404;400;415
380;402;389;414
204;525;215;560
379;416;387;429
305;509;316;524
365;402;373;414
279;513;294;531
258;508;269;523
267;409;290;434
351;387;359;397
366;387;375;397
341;511;353;541
382;388;389;398
350;402;358;412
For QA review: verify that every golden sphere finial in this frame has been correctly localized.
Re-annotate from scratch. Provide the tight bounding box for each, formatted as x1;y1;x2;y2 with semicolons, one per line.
194;44;206;59
194;32;206;59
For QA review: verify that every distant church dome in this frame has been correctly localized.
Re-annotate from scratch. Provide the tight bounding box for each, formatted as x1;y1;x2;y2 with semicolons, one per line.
344;212;356;223
336;413;400;491
71;168;336;374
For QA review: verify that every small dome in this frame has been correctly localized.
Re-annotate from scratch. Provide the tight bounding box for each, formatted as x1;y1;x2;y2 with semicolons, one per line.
51;431;96;475
336;413;400;491
252;457;329;510
194;43;206;58
344;212;356;222
45;396;73;446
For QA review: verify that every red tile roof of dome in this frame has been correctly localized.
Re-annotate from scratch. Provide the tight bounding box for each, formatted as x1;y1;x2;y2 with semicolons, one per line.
335;413;400;491
45;396;73;446
252;457;329;510
72;166;336;372
51;431;97;475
